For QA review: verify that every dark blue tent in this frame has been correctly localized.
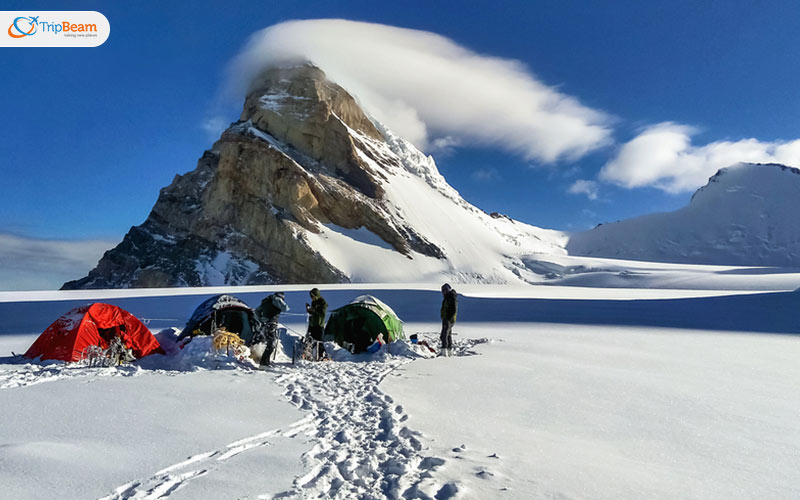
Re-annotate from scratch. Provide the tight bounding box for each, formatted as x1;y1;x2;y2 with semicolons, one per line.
178;295;259;345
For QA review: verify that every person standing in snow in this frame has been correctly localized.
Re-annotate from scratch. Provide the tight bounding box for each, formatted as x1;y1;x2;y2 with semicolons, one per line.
440;283;458;352
254;292;289;368
306;288;328;360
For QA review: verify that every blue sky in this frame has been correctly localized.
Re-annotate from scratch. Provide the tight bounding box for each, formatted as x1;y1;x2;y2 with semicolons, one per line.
2;1;800;243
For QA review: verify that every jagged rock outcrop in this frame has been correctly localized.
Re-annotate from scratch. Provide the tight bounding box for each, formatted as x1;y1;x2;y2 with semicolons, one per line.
64;64;566;289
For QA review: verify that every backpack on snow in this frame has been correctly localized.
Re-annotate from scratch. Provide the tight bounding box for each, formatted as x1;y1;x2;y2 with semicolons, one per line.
259;295;282;321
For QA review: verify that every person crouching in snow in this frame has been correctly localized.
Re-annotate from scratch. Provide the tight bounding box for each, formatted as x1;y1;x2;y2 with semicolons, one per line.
440;283;458;352
254;292;289;368
306;288;328;360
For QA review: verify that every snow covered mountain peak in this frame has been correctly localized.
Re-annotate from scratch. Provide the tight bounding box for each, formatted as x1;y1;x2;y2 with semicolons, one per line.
690;162;800;205
63;64;567;289
242;63;464;205
568;162;800;266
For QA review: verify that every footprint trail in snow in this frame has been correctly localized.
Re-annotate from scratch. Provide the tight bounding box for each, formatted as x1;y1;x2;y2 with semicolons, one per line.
97;424;298;500
271;356;458;500
95;336;493;500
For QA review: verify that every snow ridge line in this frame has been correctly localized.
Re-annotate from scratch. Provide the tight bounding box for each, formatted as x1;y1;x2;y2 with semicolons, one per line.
269;358;459;500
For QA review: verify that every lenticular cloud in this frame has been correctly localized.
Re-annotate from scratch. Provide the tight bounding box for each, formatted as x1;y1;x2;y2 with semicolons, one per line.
229;19;612;163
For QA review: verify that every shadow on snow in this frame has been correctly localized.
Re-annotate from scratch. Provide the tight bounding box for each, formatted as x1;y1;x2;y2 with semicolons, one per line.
1;288;799;337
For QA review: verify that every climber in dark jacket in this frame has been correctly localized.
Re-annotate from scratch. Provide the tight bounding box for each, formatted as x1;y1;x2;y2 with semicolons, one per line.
440;283;458;351
254;292;289;367
306;288;328;359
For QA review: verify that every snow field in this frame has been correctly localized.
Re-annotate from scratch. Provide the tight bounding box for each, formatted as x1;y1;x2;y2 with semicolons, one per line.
386;323;800;500
2;284;800;499
0;322;471;500
0;366;307;500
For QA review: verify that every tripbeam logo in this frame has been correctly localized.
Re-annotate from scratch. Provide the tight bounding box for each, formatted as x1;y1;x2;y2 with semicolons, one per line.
2;11;109;47
8;15;38;38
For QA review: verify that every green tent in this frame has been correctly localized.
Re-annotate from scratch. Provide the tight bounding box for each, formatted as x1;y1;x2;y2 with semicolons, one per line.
324;295;404;352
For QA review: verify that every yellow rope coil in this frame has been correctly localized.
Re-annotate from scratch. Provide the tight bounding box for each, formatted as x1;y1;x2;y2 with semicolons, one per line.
212;328;244;354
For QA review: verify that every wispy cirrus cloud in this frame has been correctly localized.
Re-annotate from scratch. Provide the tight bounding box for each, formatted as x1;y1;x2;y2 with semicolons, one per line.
0;233;114;291
228;19;613;163
601;123;800;193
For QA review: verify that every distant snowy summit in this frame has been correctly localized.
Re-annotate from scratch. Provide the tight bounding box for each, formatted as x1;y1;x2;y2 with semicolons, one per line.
568;163;800;266
63;64;566;289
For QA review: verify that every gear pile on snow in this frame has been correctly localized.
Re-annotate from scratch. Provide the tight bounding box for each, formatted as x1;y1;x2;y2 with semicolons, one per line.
178;294;259;345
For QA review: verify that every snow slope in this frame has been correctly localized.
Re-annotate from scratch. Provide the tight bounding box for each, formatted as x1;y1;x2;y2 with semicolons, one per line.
256;112;568;285
568;163;800;266
2;281;800;499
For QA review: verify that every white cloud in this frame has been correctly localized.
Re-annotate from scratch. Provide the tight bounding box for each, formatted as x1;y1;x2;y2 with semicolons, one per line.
568;179;599;200
228;19;612;163
0;233;114;291
601;122;800;193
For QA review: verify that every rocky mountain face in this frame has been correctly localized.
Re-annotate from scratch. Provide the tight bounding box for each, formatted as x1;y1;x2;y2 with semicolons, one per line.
64;64;566;289
567;163;800;267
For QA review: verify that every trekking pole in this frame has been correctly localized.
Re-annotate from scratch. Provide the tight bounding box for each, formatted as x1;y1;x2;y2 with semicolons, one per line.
305;310;311;361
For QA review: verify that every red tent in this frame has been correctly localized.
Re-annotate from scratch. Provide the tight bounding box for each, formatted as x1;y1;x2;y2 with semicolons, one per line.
24;303;163;362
